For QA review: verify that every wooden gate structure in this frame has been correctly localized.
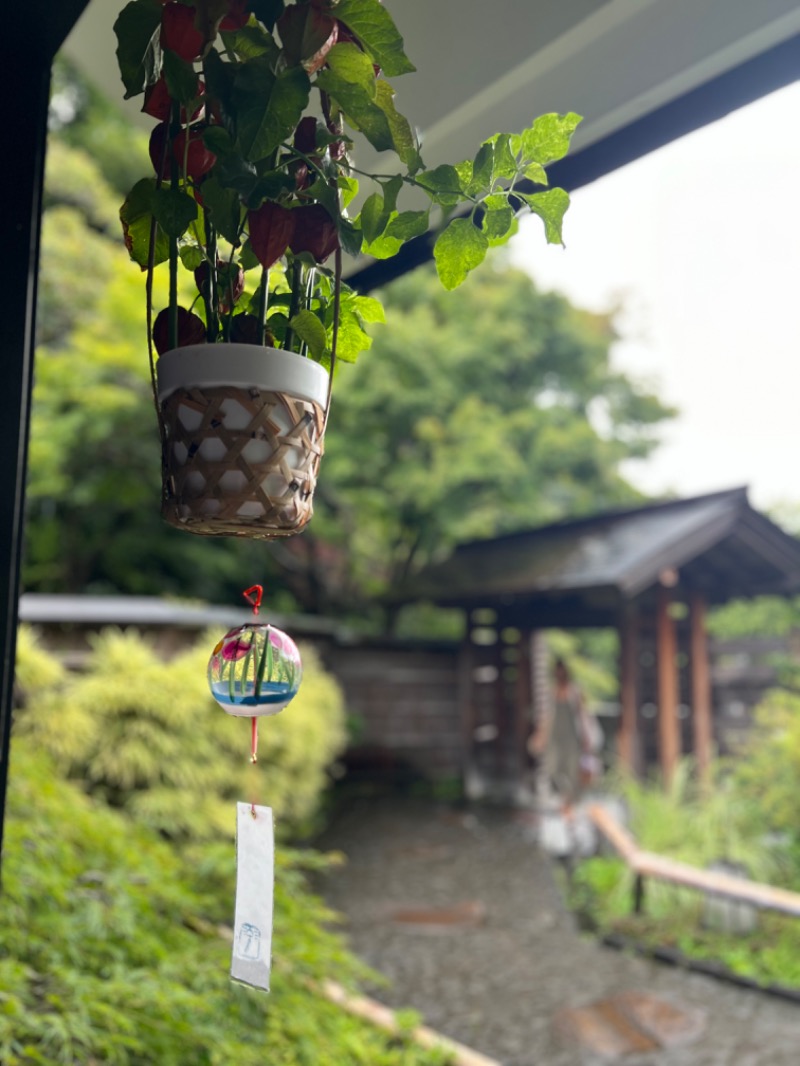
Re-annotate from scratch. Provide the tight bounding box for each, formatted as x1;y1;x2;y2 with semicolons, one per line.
407;488;800;799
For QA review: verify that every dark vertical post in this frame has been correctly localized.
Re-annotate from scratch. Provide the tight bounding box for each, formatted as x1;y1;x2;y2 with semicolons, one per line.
618;603;639;775
656;583;680;788
514;629;533;792
690;592;713;786
0;49;52;866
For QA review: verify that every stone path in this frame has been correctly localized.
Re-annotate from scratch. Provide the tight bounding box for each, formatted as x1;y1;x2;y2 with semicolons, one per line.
317;796;800;1065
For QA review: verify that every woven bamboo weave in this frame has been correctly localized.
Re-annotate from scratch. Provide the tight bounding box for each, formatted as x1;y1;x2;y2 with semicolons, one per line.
160;383;325;537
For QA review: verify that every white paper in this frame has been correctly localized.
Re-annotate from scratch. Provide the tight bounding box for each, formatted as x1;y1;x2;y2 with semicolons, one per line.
232;803;274;991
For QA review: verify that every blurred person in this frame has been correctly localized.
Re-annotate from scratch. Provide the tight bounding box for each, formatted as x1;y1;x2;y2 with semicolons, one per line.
529;658;602;818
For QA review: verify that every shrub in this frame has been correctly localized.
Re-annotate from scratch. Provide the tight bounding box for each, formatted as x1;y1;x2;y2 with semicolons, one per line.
0;738;451;1065
14;626;346;840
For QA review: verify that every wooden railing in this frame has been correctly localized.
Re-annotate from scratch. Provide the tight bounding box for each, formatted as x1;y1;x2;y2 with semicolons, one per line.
587;804;800;918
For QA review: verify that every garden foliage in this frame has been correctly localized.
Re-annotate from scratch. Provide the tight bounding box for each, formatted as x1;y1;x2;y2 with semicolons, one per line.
14;626;346;840
0;738;451;1065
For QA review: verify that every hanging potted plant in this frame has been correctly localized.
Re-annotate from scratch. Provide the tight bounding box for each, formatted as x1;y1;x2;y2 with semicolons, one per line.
115;0;580;537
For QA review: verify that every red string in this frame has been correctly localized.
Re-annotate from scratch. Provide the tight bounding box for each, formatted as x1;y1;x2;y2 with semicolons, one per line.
243;585;263;614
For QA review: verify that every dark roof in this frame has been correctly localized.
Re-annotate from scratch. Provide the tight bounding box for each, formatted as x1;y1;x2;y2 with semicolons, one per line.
403;488;800;621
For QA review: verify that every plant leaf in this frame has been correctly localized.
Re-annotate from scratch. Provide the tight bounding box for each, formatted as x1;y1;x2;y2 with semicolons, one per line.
380;175;403;214
290;310;327;360
162;50;199;106
234;61;310;161
520;112;582;167
333;0;415;76
522;187;571;245
113;0;162;99
433;217;488;290
152;188;198;239
416;165;464;207
324;42;377;98
199;177;242;245
222;23;280;61
363;208;429;258
523;161;548;186
314;69;393;152
360;192;388;244
337;175;360;210
481;206;515;246
179;244;205;270
488;133;518;182
352;295;386;324
374;81;421;172
120;178;169;268
337;218;363;257
468;142;494;195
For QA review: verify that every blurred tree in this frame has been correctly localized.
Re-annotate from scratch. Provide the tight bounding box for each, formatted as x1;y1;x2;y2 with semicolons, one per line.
281;263;674;622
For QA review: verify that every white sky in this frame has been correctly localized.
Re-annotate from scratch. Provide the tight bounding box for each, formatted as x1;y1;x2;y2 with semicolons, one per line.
511;80;800;516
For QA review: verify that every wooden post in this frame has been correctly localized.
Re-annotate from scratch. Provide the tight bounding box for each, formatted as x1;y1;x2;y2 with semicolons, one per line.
457;638;476;792
656;584;680;787
514;629;533;786
690;592;713;786
618;605;639;775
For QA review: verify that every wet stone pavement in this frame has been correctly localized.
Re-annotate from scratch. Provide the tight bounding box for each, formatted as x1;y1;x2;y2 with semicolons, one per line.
316;796;800;1065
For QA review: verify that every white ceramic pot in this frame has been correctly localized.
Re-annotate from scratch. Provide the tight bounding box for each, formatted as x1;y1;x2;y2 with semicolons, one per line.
156;343;330;536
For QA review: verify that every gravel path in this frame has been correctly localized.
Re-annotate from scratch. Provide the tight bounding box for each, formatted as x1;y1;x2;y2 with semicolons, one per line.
317;796;800;1065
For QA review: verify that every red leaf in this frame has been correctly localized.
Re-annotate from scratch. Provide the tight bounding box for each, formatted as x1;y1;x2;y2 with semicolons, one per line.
153;306;206;354
290;203;339;263
248;201;295;269
161;2;205;62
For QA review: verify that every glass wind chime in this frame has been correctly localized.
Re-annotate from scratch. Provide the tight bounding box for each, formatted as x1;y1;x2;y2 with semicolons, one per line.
207;584;301;991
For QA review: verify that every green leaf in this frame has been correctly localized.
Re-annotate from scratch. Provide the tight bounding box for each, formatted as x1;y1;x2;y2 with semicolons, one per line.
337;218;363;257
362;208;428;259
199;177;242;245
522;187;571;245
162;50;199;106
333;0;415;77
314;70;393;152
468;143;494;194
337;175;360;209
360;192;388;244
523;161;548;186
290;310;327;360
113;0;162;99
520;112;582;167
433;217;488;290
374;81;422;171
333;307;372;362
352;295;385;324
221;23;281;61
488;133;518;182
482;206;515;246
234;61;310;161
324;42;377;98
152;188;198;239
202;126;235;157
239;240;261;271
120;178;169;268
416;165;464;207
179;244;205;270
454;160;473;189
380;175;403;214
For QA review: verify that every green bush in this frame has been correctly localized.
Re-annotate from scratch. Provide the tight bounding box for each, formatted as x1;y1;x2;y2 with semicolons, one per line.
14;627;346;840
0;738;451;1065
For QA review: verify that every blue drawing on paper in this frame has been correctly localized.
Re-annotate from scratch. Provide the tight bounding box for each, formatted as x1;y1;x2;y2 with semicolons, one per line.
237;923;261;960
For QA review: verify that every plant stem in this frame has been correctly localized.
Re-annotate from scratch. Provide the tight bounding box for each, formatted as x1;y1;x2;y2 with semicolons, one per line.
169;102;181;351
257;268;269;346
205;210;218;342
283;259;304;354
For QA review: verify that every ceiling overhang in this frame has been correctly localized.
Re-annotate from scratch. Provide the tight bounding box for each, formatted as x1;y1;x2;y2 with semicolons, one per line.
62;0;800;289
